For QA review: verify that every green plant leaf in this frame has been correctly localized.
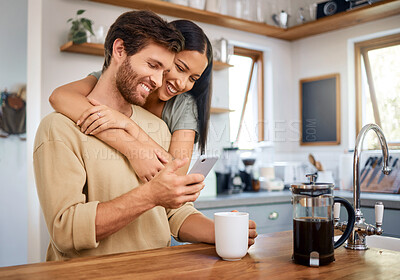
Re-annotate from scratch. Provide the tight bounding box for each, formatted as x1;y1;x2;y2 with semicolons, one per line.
81;18;94;35
72;30;87;44
77;9;85;15
71;21;80;31
67;18;73;23
81;18;93;25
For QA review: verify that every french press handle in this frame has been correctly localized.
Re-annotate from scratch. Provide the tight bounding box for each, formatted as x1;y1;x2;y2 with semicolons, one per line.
333;197;355;249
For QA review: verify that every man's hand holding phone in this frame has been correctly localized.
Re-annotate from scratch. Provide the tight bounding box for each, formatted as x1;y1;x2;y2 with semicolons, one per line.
147;158;205;209
188;155;219;177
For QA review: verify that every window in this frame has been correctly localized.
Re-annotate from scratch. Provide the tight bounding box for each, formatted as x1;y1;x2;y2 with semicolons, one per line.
228;47;264;148
355;33;400;149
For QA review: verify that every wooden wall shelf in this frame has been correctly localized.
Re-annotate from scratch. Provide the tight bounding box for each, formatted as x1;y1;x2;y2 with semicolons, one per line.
210;107;234;114
60;42;233;70
213;61;233;70
89;0;283;37
88;0;400;41
60;41;104;56
274;0;400;41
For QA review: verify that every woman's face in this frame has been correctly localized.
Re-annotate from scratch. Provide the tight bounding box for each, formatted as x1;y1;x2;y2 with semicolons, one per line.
157;50;208;101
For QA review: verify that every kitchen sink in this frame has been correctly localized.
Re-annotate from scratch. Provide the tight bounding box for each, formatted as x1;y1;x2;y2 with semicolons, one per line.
336;235;400;252
365;235;400;252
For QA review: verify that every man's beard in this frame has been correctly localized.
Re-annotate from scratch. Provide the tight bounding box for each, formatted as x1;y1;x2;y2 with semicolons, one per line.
115;58;151;106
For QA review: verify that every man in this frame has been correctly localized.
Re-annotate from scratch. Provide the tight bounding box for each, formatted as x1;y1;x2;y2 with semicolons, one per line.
34;10;256;261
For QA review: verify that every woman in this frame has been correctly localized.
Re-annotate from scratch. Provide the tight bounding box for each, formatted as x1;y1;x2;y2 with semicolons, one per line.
50;20;213;182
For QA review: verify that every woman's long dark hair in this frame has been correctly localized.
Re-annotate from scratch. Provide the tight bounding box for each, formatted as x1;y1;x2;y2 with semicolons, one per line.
170;20;213;155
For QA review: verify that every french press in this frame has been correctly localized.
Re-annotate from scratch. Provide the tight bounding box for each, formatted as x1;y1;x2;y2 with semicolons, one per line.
291;174;355;266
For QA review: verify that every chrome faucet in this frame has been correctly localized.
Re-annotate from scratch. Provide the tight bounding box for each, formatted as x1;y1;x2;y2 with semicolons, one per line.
344;123;391;250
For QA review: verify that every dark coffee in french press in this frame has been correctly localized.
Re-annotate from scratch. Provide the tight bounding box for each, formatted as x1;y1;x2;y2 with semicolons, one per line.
293;217;334;266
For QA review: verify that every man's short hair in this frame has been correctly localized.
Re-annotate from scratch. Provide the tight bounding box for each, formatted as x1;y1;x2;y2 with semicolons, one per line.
102;10;184;71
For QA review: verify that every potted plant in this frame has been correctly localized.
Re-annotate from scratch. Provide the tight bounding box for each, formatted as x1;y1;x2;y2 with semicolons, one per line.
67;9;94;44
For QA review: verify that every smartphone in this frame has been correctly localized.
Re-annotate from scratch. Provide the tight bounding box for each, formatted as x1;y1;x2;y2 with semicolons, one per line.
188;155;219;178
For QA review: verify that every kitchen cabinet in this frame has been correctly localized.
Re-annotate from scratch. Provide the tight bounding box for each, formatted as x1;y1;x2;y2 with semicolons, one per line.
196;201;400;238
88;0;400;41
172;199;292;246
363;207;400;238
199;203;292;234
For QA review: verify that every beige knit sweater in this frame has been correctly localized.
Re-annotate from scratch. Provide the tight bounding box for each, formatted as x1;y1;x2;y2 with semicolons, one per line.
33;105;200;261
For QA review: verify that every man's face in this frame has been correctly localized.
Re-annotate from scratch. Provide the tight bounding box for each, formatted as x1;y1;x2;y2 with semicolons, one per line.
116;43;175;106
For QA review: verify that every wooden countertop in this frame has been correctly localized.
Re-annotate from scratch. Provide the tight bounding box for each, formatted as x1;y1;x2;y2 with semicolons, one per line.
1;231;399;279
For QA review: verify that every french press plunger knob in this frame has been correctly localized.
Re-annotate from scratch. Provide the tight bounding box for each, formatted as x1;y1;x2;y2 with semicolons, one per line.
306;174;317;184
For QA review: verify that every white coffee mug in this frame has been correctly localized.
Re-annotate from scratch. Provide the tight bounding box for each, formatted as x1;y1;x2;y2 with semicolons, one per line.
214;212;249;261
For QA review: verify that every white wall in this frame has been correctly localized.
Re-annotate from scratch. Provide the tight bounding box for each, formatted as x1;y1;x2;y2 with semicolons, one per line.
0;0;28;267
39;0;127;117
0;0;27;92
0;136;27;267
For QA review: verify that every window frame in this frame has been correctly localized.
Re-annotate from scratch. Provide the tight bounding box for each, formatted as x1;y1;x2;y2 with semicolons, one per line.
354;33;400;135
232;46;265;142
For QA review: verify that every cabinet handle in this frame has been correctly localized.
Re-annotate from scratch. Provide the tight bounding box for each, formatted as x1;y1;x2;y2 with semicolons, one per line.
268;211;279;220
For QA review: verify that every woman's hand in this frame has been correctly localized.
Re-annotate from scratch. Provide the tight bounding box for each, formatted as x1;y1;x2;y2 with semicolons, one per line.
77;98;173;182
248;219;258;247
231;210;258;247
77;98;133;135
